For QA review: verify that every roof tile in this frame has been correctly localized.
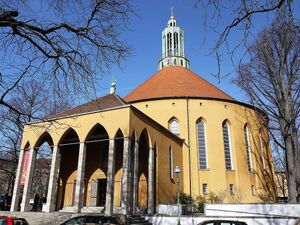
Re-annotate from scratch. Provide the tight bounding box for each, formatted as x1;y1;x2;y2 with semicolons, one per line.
124;66;235;102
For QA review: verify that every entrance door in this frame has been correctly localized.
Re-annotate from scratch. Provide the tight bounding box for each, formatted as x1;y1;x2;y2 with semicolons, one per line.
72;179;77;206
90;180;98;207
97;179;107;206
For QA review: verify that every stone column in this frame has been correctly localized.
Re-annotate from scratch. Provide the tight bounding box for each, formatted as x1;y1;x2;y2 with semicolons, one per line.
21;148;36;212
148;147;155;214
44;145;60;212
121;137;132;214
132;141;139;214
11;149;25;211
105;139;115;215
73;142;86;213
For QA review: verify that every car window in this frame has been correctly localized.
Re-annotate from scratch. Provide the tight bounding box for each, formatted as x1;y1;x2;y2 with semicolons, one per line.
64;217;85;224
0;219;8;225
220;223;231;225
85;217;102;223
13;219;28;225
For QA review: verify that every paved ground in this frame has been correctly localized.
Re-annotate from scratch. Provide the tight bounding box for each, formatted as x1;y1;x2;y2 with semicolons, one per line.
0;211;80;225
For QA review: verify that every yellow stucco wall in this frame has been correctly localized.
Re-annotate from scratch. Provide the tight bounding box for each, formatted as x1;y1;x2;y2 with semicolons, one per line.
20;105;184;208
130;98;275;203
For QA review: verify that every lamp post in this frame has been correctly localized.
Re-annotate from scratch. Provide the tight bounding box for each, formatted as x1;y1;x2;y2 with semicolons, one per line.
174;165;181;225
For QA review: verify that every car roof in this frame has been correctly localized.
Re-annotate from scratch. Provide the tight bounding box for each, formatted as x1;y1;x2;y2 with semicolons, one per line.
200;220;247;224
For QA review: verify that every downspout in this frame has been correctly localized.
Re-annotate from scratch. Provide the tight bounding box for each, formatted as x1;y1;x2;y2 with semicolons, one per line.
186;97;192;197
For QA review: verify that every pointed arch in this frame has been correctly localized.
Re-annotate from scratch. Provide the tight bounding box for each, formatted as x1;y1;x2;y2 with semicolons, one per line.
137;128;150;208
34;131;54;149
130;130;137;141
23;141;31;151
114;128;124;139
58;128;80;145
244;123;253;171
168;117;180;136
85;123;109;142
139;128;152;149
222;119;233;170
196;117;208;170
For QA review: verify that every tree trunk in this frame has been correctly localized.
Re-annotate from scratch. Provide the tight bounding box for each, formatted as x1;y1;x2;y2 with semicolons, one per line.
285;134;297;203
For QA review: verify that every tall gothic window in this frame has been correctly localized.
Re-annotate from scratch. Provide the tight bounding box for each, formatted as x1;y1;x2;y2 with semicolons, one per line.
244;124;253;171
169;145;174;179
197;119;208;169
222;120;233;170
169;118;180;136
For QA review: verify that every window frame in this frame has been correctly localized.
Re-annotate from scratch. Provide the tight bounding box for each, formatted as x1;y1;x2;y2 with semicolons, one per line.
202;183;208;195
169;118;180;136
169;145;174;180
196;119;208;170
244;124;253;171
222;121;233;170
229;184;235;195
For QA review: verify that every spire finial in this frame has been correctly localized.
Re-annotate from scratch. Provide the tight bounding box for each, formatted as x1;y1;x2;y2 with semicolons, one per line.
110;74;116;94
170;6;174;18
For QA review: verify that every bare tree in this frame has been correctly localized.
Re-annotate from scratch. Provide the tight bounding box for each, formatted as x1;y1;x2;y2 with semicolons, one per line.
0;79;71;195
194;0;296;80
0;0;132;119
235;18;300;202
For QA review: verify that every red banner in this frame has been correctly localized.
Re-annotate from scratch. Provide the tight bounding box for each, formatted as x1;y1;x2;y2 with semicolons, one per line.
20;150;30;185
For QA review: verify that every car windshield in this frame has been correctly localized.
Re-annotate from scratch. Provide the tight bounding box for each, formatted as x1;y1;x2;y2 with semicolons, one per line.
63;217;86;224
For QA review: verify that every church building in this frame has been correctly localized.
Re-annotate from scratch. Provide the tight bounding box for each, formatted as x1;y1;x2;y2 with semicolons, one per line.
11;15;276;215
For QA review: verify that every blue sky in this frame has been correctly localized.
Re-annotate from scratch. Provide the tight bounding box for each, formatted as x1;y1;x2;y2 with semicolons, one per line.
95;0;299;103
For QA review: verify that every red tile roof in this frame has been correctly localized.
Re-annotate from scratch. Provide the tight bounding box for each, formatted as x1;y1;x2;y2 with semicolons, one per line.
51;94;126;118
124;66;235;102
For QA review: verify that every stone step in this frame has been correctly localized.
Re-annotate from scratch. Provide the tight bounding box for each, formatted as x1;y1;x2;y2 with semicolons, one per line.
124;215;152;225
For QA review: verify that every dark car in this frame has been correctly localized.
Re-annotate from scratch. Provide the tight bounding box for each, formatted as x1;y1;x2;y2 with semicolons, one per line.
60;215;123;225
198;220;248;225
0;216;29;225
0;195;12;211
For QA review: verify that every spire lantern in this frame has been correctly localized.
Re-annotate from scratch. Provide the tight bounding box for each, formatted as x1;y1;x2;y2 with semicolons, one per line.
110;75;116;94
158;13;189;70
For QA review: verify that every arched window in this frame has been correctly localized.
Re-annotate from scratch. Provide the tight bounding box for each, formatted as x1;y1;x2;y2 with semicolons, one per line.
196;119;208;169
244;124;252;171
169;145;174;179
222;121;233;170
169;118;180;136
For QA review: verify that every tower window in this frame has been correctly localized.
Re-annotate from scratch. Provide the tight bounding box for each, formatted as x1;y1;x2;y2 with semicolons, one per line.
169;119;180;136
222;121;233;170
174;59;176;65
197;119;208;170
174;32;178;54
181;60;183;66
244;124;253;171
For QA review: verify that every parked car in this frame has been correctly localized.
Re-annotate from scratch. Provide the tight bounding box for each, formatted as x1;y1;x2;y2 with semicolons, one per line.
0;216;29;225
60;215;123;225
0;195;12;211
198;220;247;225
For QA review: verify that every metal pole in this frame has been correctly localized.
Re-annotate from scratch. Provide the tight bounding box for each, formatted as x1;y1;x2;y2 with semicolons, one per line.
177;173;181;225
